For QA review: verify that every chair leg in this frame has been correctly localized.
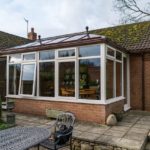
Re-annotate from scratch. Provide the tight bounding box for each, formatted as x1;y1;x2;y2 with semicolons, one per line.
70;137;72;150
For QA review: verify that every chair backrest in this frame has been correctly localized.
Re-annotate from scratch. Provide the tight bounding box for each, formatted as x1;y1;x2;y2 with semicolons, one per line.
56;112;75;129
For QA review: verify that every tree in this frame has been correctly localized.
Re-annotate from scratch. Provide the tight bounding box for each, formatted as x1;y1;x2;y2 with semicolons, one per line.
114;0;150;23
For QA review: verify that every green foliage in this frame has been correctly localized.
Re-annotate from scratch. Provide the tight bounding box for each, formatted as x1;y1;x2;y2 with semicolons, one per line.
0;97;1;119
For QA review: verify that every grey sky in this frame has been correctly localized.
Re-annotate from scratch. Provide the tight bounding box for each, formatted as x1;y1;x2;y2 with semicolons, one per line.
0;0;121;38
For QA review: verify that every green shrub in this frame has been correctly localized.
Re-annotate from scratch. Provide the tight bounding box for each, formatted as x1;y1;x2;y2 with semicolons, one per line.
0;97;1;119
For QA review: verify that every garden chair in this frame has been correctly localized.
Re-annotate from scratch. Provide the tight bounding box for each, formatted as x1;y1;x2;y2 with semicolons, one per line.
39;112;75;150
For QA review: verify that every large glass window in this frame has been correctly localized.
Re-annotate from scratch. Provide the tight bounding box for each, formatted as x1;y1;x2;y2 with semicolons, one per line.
59;61;75;97
20;64;36;95
79;58;100;100
23;53;35;60
116;62;122;97
9;54;21;63
39;50;55;60
79;45;100;57
106;59;114;99
58;49;75;57
39;62;55;97
9;64;21;95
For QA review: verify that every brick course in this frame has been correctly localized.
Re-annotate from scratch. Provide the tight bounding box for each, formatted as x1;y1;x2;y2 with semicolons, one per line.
13;99;124;124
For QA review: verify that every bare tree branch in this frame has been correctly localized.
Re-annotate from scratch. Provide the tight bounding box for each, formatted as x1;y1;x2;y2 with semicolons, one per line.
114;0;150;23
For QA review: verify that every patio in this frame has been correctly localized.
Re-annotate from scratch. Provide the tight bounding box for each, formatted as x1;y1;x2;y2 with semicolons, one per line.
2;110;150;150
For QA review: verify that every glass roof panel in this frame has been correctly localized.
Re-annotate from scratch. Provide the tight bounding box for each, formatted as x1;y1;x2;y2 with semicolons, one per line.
64;34;86;42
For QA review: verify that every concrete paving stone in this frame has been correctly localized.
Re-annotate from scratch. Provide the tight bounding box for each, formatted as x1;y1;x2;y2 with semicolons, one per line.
117;122;133;127
110;126;130;132
95;135;121;146
73;130;83;137
136;120;150;126
133;123;150;129
123;131;147;141
76;132;101;142
88;126;109;134
128;127;149;134
74;124;93;132
104;129;126;138
118;138;144;150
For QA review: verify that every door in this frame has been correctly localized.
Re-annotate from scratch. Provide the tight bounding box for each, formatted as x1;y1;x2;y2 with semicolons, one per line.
123;55;130;111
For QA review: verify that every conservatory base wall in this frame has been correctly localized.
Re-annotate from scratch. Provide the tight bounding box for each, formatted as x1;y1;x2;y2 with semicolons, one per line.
13;98;124;124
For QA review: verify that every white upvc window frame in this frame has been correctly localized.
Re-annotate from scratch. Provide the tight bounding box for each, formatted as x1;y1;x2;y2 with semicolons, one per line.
6;43;127;105
19;62;36;97
77;44;101;101
105;45;124;104
56;47;77;99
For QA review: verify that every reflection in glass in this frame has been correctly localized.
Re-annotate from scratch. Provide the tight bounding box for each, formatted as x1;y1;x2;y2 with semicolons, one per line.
39;50;55;60
20;64;35;95
58;49;75;57
107;48;114;57
106;59;114;99
39;62;55;97
79;45;100;57
116;62;122;97
9;64;21;95
123;57;127;104
23;54;35;60
59;62;75;97
116;51;122;60
9;54;21;63
79;58;100;100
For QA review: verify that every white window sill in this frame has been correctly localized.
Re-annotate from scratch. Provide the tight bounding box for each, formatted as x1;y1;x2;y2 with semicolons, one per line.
6;95;125;105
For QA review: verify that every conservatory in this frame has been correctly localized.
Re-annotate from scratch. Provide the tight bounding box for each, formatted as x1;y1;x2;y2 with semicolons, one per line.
3;33;130;124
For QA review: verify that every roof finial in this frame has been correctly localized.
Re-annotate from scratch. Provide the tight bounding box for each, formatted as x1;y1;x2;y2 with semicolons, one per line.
38;35;42;45
85;26;89;37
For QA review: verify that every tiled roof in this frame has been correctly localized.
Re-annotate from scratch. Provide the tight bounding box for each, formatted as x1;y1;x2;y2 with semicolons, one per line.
91;21;150;53
0;31;31;50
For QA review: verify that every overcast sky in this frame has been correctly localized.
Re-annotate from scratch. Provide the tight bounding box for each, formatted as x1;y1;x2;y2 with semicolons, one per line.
0;0;122;38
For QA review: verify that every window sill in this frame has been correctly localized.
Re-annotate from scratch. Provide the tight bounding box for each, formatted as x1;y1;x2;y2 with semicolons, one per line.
6;95;124;105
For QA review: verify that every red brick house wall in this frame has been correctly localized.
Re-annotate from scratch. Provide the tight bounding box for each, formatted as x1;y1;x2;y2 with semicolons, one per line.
13;98;124;124
144;53;150;111
130;55;143;110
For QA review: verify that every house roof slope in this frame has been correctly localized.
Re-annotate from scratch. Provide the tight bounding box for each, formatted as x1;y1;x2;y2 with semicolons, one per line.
91;21;150;53
0;31;31;50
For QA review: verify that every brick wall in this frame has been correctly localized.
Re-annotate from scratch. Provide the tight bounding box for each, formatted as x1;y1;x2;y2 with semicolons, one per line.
130;55;143;110
13;98;124;124
144;53;150;111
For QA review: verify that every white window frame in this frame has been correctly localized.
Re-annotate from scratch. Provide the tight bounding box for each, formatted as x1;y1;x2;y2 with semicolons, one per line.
19;62;36;97
6;44;127;105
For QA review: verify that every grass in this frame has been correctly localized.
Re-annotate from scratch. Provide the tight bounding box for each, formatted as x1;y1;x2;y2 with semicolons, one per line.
0;120;10;130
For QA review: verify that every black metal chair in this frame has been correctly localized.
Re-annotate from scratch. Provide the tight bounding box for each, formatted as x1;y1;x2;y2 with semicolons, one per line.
39;112;75;150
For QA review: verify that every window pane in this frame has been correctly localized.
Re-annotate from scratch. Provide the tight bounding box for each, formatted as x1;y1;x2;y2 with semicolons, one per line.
79;45;100;57
20;64;35;95
23;54;35;60
116;62;122;97
39;50;55;60
107;48;114;57
123;57;127;104
9;64;21;95
58;49;75;57
106;59;114;99
59;62;75;97
39;62;55;97
116;51;122;60
9;54;21;63
79;58;100;100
